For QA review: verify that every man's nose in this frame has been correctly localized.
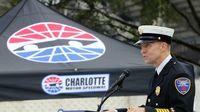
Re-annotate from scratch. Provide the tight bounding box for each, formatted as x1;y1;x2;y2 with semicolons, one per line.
140;47;145;54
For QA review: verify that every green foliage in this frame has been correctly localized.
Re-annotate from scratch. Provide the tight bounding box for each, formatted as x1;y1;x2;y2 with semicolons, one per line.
0;0;21;16
140;0;180;24
107;0;127;13
10;0;21;7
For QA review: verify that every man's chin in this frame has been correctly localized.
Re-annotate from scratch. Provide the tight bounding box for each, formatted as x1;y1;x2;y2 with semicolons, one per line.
144;60;152;65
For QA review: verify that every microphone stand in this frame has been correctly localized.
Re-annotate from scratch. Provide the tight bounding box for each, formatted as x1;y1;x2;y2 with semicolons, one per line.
97;70;130;112
97;83;122;112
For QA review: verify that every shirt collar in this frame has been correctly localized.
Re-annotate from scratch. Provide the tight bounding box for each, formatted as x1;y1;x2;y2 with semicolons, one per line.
156;54;172;75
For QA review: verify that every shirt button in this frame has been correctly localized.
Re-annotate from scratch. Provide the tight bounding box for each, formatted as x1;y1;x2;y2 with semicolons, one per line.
156;103;158;106
170;108;175;112
148;99;151;102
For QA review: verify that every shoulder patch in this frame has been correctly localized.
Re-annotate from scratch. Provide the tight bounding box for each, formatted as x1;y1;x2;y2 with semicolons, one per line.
175;77;191;95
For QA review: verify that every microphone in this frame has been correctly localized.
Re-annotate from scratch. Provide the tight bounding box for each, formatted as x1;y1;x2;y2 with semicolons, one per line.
107;69;130;92
97;69;130;112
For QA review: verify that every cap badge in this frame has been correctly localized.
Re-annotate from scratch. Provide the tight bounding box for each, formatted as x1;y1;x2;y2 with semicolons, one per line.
155;86;161;96
138;28;143;35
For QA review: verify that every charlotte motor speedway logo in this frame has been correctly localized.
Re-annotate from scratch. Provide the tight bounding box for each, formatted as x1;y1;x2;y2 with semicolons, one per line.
7;22;105;63
42;74;109;95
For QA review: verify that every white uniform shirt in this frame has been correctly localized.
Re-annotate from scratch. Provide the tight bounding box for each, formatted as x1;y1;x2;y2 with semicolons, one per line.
156;55;172;75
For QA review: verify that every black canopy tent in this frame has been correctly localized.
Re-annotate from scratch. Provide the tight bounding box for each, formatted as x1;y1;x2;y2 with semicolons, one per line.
0;0;154;101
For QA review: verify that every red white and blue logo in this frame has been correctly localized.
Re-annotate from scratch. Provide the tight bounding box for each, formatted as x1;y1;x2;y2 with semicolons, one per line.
175;77;191;95
42;74;109;95
7;22;105;63
42;75;64;95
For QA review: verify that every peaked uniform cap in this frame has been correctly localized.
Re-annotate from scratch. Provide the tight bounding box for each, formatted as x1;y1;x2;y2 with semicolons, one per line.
135;25;175;45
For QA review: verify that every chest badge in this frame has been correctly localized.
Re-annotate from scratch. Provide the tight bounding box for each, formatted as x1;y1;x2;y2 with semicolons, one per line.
155;86;161;96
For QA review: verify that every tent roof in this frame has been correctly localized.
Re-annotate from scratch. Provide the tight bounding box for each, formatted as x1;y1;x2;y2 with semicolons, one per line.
0;0;153;101
0;0;151;74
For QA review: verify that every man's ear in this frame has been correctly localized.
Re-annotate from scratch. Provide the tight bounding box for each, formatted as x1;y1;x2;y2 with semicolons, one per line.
161;42;168;49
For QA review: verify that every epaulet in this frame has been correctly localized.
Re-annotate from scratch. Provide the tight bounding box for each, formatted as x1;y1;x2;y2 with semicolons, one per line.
171;61;184;74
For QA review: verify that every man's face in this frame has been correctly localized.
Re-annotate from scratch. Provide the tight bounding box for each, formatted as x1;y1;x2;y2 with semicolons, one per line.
140;42;162;65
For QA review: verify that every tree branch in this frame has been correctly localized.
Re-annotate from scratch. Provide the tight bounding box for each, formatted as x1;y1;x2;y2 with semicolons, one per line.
172;38;200;52
186;0;200;27
82;0;138;29
169;1;200;35
173;38;200;66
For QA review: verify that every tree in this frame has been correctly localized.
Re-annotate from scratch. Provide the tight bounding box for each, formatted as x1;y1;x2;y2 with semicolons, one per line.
40;0;200;67
0;0;21;15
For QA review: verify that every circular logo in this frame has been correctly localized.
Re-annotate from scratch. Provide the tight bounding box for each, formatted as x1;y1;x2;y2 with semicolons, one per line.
42;75;63;95
7;22;106;63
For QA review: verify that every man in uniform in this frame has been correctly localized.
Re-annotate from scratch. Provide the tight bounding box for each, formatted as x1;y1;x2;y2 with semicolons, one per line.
107;25;195;112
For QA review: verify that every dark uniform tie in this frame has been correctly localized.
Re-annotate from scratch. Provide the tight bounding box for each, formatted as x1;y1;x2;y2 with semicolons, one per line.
152;71;159;88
